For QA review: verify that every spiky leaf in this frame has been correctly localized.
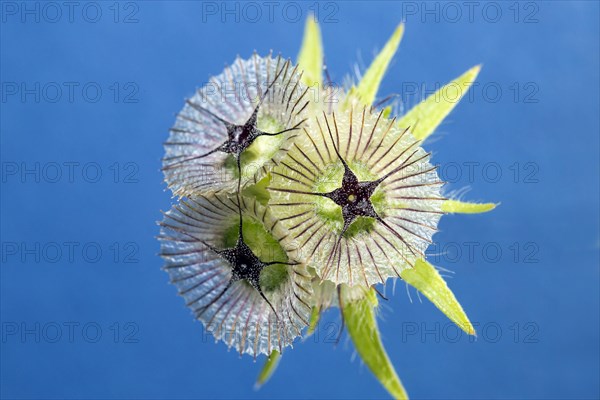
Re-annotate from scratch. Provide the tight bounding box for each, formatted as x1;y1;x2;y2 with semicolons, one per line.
255;350;281;389
442;200;497;214
306;306;321;337
297;16;323;88
341;286;409;400
349;23;405;106
401;259;475;335
399;65;481;141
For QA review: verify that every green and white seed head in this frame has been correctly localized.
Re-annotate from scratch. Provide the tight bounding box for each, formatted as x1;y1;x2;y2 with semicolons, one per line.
163;53;310;197
158;193;313;358
268;106;445;287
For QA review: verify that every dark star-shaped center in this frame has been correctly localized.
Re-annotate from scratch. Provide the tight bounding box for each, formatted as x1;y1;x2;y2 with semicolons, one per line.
213;238;269;302
322;158;383;232
190;102;280;161
197;202;296;319
164;63;305;177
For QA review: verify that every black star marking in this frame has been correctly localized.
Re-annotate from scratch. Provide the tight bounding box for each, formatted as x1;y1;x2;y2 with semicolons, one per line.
316;113;421;274
163;61;306;179
196;197;297;319
318;112;392;237
322;154;383;233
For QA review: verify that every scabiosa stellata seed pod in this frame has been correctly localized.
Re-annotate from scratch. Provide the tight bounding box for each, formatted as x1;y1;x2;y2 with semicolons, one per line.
163;53;310;197
158;193;313;358
268;106;445;287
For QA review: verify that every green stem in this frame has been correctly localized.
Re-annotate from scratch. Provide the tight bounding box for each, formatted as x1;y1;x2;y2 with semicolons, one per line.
341;286;409;400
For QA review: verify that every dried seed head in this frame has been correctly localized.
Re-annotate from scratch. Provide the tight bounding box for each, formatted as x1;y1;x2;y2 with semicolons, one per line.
269;106;445;287
158;193;313;357
163;53;310;197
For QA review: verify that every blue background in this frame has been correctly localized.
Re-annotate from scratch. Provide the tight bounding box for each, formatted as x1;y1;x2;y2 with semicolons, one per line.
1;1;599;399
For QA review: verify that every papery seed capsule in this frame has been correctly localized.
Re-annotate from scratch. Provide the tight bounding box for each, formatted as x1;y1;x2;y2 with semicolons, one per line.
163;53;310;197
158;194;313;357
268;106;445;287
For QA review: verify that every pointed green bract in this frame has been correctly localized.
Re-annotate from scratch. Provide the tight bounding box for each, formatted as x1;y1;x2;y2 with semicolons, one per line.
349;23;405;106
297;16;323;88
399;65;481;141
306;306;321;337
382;105;393;118
341;287;409;400
255;350;281;389
401;259;475;335
442;199;497;214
